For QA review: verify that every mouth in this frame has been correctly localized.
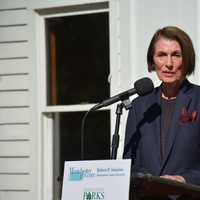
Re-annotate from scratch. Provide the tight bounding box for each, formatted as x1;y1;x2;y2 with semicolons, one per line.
162;71;175;76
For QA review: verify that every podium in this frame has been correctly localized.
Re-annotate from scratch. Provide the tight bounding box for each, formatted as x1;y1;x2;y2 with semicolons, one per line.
130;173;200;200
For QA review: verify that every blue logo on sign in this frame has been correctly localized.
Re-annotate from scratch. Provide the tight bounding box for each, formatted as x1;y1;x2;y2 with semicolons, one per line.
68;167;95;181
69;168;83;181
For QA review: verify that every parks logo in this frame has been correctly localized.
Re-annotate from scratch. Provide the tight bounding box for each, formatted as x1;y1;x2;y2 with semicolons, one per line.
83;188;105;200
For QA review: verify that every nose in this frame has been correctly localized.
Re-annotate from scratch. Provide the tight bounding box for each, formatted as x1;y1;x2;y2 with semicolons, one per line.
166;56;173;68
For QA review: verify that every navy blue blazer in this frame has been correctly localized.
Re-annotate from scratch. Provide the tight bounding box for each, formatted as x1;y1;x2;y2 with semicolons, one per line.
123;79;200;186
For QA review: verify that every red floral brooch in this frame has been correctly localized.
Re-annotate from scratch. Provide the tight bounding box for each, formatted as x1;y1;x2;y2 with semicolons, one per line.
179;107;198;123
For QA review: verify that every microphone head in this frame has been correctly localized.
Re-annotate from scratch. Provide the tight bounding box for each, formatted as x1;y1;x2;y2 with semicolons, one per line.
134;77;154;96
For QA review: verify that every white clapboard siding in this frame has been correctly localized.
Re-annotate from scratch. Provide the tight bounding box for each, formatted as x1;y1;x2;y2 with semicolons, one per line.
0;191;29;200
0;158;29;173
0;59;28;74
0;9;28;26
0;0;31;199
0;141;29;157
0;108;30;124
0;26;28;42
0;91;29;107
0;43;28;59
0;124;30;140
0;75;28;90
0;174;30;190
0;0;26;10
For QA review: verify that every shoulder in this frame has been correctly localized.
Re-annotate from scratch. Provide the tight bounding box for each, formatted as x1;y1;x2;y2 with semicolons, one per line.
187;83;200;104
128;86;161;123
132;86;159;105
190;83;200;90
184;80;200;95
129;86;160;117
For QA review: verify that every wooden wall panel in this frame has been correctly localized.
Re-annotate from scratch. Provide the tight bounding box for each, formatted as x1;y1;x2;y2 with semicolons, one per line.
0;43;28;59
0;0;32;199
0;108;30;124
0;174;30;190
0;191;30;200
0;141;30;157
0;10;28;26
0;91;29;107
0;158;29;173
0;26;28;42
0;75;28;90
0;0;26;9
0;59;28;74
0;124;30;140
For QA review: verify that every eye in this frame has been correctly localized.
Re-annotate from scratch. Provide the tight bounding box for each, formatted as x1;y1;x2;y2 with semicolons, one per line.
172;51;182;57
156;52;167;57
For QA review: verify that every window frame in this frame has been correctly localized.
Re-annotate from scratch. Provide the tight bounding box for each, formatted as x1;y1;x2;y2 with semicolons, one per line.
35;1;120;199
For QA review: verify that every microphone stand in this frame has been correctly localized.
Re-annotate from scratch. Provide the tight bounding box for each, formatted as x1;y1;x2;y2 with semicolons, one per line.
111;98;132;159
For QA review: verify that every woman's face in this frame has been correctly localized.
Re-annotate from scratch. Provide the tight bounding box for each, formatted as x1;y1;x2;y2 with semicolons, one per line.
153;37;184;85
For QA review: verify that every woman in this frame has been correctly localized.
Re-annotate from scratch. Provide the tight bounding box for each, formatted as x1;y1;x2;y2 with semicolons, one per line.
123;26;200;198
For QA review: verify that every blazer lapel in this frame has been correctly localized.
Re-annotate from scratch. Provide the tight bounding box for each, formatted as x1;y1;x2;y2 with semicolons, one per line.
154;88;162;166
147;87;162;169
160;80;193;172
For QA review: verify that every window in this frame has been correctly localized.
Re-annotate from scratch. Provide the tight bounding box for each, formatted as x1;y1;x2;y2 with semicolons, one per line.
37;2;118;199
45;12;110;106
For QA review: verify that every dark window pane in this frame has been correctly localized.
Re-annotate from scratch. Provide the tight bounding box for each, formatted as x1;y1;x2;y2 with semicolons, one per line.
57;111;110;173
45;12;110;105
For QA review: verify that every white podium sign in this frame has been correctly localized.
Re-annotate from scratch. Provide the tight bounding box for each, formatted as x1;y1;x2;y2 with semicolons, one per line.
61;159;131;200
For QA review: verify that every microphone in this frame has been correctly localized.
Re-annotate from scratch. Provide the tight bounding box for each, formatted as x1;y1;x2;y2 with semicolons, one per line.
91;77;154;111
